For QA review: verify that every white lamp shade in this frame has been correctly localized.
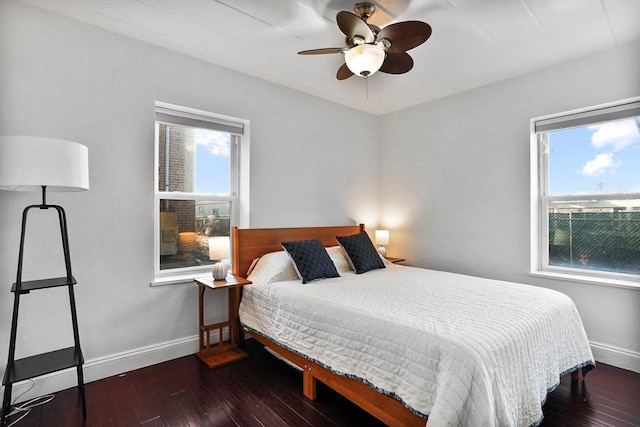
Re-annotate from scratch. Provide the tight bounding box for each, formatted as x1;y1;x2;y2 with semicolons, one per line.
209;236;231;260
344;44;386;77
375;229;389;246
0;136;89;192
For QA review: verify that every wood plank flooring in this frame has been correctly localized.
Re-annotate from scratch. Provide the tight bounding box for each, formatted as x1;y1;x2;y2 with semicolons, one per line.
5;338;640;426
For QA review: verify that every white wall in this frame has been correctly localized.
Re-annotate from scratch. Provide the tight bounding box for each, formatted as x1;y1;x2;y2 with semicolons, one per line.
1;0;639;405
0;0;379;397
379;40;640;372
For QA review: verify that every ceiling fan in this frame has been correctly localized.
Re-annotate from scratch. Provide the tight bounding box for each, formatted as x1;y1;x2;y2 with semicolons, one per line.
298;2;432;80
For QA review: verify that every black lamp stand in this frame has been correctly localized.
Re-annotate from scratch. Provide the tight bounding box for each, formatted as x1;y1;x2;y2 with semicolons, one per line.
1;186;86;425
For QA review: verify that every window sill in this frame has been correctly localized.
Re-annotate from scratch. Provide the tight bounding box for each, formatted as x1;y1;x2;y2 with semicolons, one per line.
150;273;212;287
528;270;640;291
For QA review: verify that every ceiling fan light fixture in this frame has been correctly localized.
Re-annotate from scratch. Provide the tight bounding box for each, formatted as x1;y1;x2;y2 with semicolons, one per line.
297;2;431;81
344;43;385;77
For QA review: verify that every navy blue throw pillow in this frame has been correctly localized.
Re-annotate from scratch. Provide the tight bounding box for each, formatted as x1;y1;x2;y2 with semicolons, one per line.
281;239;340;284
336;232;386;274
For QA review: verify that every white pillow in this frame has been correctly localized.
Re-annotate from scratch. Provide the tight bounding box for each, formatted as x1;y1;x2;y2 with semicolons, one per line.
326;245;353;274
247;250;299;284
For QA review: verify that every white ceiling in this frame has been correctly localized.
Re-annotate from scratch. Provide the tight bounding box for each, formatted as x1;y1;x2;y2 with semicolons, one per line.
20;0;640;115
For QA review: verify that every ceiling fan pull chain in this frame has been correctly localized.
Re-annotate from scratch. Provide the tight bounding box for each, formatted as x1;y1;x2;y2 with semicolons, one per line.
365;76;369;99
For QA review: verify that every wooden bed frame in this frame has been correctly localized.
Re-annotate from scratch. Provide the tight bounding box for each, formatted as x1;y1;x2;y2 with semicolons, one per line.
231;224;427;427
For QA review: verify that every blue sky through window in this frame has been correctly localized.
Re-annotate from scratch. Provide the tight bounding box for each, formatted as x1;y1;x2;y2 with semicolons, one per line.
194;128;230;194
548;118;640;195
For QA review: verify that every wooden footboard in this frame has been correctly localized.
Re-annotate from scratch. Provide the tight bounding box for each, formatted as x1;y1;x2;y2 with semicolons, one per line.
244;328;427;427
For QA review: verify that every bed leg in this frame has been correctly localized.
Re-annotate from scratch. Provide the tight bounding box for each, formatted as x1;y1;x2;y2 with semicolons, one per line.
303;368;317;400
569;369;589;402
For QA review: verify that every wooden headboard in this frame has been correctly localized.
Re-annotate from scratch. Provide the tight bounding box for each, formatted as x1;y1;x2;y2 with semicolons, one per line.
231;224;365;278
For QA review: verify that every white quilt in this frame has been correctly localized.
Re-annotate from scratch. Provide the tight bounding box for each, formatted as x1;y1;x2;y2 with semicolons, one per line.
239;264;595;427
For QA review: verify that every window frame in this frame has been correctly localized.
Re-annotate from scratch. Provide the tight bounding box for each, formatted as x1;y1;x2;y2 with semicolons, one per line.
152;102;250;285
530;97;640;289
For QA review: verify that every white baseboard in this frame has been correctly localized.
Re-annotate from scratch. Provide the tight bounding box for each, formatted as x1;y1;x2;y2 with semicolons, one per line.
2;334;638;409
0;334;202;407
590;340;640;374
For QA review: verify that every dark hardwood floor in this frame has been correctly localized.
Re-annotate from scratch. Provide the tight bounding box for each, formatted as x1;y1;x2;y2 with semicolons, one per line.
5;339;640;426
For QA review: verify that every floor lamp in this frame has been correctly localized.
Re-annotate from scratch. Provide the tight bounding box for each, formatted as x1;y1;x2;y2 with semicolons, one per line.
0;136;89;425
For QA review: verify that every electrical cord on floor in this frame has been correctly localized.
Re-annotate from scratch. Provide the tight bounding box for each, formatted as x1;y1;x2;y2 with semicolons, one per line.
0;381;55;427
6;395;56;427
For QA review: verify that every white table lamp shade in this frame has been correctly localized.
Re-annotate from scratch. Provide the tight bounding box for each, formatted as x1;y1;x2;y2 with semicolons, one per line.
0;136;89;192
209;236;231;261
375;230;389;246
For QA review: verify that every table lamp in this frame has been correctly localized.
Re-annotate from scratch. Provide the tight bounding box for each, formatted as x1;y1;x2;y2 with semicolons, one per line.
209;236;230;280
375;229;389;258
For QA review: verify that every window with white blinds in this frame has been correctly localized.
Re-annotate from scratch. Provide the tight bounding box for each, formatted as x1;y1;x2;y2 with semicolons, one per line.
531;98;640;285
153;102;250;284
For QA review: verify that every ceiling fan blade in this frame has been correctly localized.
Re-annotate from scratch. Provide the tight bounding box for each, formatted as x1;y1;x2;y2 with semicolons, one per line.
336;11;375;43
377;21;432;53
298;48;345;55
379;52;414;74
337;63;354;80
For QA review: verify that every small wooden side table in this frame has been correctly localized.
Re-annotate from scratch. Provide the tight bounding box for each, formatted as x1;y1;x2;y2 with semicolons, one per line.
386;257;406;264
194;274;251;369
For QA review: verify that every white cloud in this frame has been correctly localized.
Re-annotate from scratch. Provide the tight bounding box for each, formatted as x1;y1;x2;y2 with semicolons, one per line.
195;129;230;156
581;152;619;176
588;120;640;151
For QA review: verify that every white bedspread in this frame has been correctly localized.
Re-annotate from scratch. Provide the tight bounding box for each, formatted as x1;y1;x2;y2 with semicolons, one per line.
239;265;594;427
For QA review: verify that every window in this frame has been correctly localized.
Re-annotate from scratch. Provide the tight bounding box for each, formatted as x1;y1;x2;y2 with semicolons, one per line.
153;102;249;283
531;98;640;285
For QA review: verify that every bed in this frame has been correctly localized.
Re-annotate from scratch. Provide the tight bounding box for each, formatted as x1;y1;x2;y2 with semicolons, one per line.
231;224;595;427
